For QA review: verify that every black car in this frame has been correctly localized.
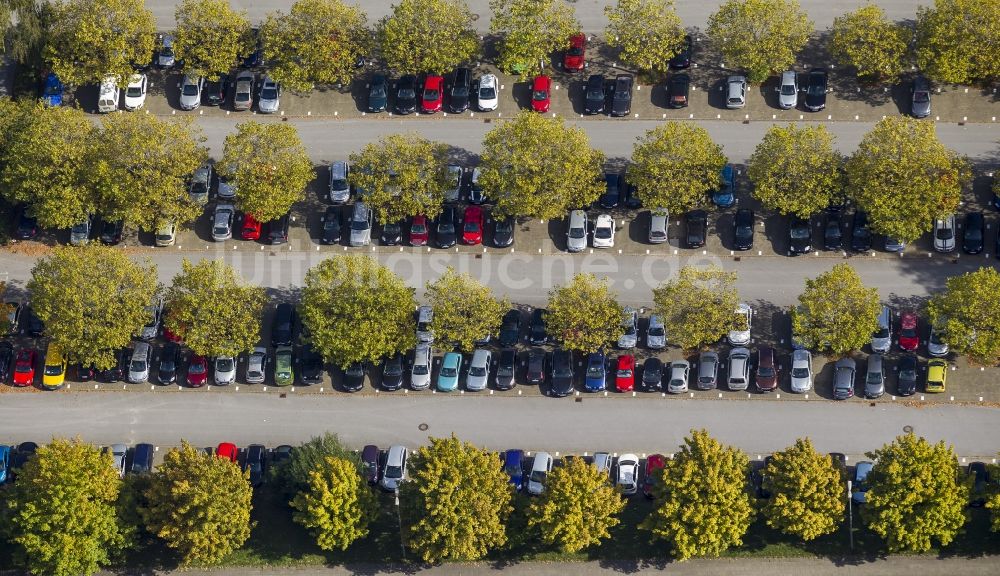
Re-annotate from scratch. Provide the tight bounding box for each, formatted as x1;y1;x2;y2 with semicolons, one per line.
804;68;827;112
495;348;516;391
99;219;124;245
610;74;633;117
271;444;293;466
668;73;690;108
436;205;457;248
526;349;546;384
499;309;521;347
448;67;472;113
368;73;388;113
76;363;95;382
0;341;12;381
395;75;417;115
788;215;812;254
733;208;754;251
686;210;707;248
641;357;662;392
100;348;131;382
203;74;228;106
299;345;324;385
851;210;872;252
824;212;843;250
897;353;917;397
267;213;290;245
321;205;342;244
271;303;297;347
157;342;180;384
599;172;622;208
528;308;547;345
16;208;37;239
623;183;642;209
23;306;44;337
754;456;774;498
382;354;404;391
963;212;984;254
550;349;574;397
381;220;402;245
11;442;39;479
493;216;514;247
342;361;365;392
669;35;693;69
245;444;266;487
584;74;605;115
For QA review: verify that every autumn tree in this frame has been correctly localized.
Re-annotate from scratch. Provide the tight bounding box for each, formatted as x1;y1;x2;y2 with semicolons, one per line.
628;122;727;214
863;433;970;552
174;0;253;79
425;268;506;353
348;133;450;222
761;438;844;540
927;267;1000;365
747;124;843;218
792;263;880;355
218;121;314;222
480;111;605;219
141;441;253;565
490;0;579;75
26;247;158;369
829;3;910;82
4;0;54;72
377;0;479;74
707;0;812;84
652;265;739;350
643;429;753;560
545;273;624;352
271;433;363;497
291;456;377;551
604;0;686;76
916;0;1000;85
846;117;970;244
401;436;512;562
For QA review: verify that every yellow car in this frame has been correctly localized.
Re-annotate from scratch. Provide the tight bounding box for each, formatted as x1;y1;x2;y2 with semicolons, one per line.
42;343;67;390
926;358;947;393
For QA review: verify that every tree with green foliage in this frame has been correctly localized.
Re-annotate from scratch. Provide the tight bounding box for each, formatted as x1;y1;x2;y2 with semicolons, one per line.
604;0;686;76
0;104;94;229
480;111;605;219
707;0;812;84
26;247;158;369
643;429;753;560
490;0;579;75
174;0;253;80
545;273;624;352
628;122;727;214
829;3;910;82
987;460;1000;532
927;267;1000;365
425;268;506;353
761;438;844;540
747;124;843;218
45;0;155;85
271;433;363;497
90;113;208;231
377;0;479;74
845;117;970;244
792;264;880;355
652;265;739;350
401;436;512;562
3;0;54;72
141;441;253;565
863;433;970;552
162;259;266;358
300;255;416;368
916;0;1000;85
527;455;625;553
291;456;377;551
218;121;314;222
262;0;371;92
349;133;450;222
6;438;130;576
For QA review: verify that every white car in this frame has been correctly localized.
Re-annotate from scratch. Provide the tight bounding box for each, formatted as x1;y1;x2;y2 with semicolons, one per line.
155;221;176;247
667;360;689;394
527;451;553;495
179;75;203;111
592;214;616;248
214;355;236;385
217;179;236;200
212;204;235;241
123;73;147;110
477;74;498;111
617;307;638;349
927;324;949;357
444;164;462;202
246;346;268;384
380;445;408;491
109;443;127;478
647;314;666;349
789;349;812;393
593;452;613;479
727;303;753;346
466;349;491;391
97;76;119;113
616;453;639;495
258;76;280;113
933;214;955;252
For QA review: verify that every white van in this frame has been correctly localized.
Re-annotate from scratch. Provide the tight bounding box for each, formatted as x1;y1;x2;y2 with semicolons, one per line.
97;76;119;113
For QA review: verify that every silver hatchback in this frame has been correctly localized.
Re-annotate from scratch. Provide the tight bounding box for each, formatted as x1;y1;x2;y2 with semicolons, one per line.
696;351;719;390
726;75;747;109
466;349;492;391
128;342;152;383
349;202;373;246
566;210;588;253
776;70;797;109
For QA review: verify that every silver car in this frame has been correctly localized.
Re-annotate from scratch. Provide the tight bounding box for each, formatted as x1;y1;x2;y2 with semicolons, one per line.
911;75;931;119
789;349;812;393
139;297;163;341
258;76;280;113
646;314;666;349
728;303;753;345
214;355;236;385
411;343;431;390
349;202;373;246
110;443;127;478
246;346;268;384
329;161;350;203
776;70;797;109
648;210;668;244
726;75;747;109
380;445;408;491
70;217;92;246
156;34;175;68
593;452;613;479
233;70;254;111
212;204;235;241
933;215;955;252
128;342;152;383
727;347;750;391
667;360;689;394
527;452;553;495
466;349;491;391
217;179;236;200
927;323;949;357
864;353;885;399
155;221;176;247
566;210;588;253
617;307;638;349
871;305;892;353
833;357;856;400
178;75;203;111
189;164;212;205
696;351;719;390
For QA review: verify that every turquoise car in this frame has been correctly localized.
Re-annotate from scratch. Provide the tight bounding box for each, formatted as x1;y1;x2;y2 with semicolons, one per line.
436;352;462;392
0;445;10;484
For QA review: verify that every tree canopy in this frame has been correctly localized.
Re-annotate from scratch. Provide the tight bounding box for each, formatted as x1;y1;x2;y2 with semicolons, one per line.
927;267;1000;365
707;0;813;84
490;0;579;75
425;268;506;353
377;0;479;74
628;122;727;214
174;0;253;80
604;0;686;76
792;263;880;355
545;273;624;352
747;124;843;218
271;432;363;497
652;265;739;350
348;133;450;222
761;438;844;540
916;0;1000;85
291;456;377;551
829;3;910;82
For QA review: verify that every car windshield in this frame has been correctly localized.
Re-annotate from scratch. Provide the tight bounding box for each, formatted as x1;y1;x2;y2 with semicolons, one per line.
217;358;234;372
791;225;809;239
189;362;206;374
504;461;520;476
412;362;428;375
469;365;486;377
807;83;825;96
554;365;572;378
617;368;632;377
351;218;369;231
781;84;796;96
423;88;439;100
182;83;198;96
479;86;495;99
398;87;415;99
126;86;142;97
966;226;982;240
899;369;915;380
913;91;929;103
411;223;426;234
385;362;402;376
261;86;278;99
43;363;62;376
532;90;548;101
440;366;457;378
323;219;338;231
463;221;480;233
213;225;228;235
497;364;513;377
130;360;146;372
737;223;752;236
757;366;775;378
160;358;175;371
901;326;917;338
648;325;664;336
438;222;454;234
588;88;603;99
595;226;612;239
792;366;809;378
569;46;584;56
452;84;468;97
530;470;546;483
867;372;882;384
587;363;604;378
370;83;386;97
385;465;402;479
936;226;952;240
568;226;585;239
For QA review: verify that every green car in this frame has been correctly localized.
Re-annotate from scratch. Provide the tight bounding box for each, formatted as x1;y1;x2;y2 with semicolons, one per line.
436;352;462;392
274;346;294;386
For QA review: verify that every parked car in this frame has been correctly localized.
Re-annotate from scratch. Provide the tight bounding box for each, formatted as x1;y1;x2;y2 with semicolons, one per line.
469;167;486;204
448;67;472;113
123;73;148;110
726;75;747;109
833;357;856;400
615;354;635;392
696;352;719;390
361;445;380;484
155;222;177;247
246;347;268;384
963;212;984;254
648;210;669;244
41;343;67;389
366;73;388;112
436;205;457;248
852;461;873;504
437;352;462;392
212;355;235;386
527;452;553;495
563;33;586;71
646;315;666;349
349;202;373;247
803;68;828;112
299;345;324;385
599;172;622;209
530;75;551;113
526;349;546;384
381;219;402;246
421;74;444;113
566;210;588;253
617;454;639;495
211;204;234;241
321;206;342;245
108;444;127;478
0;342;13;382
968;462;990;507
503;449;525;490
639;357;662;392
178;75;203;111
394;74;417;114
529;309;548;345
926;358;947;392
245;444;266;486
232;70;255;111
755;346;779;392
493;216;515;247
410;215;429;246
592;214;616;248
157;342;180;384
669;35;693;68
342;362;365;392
98;348;129;383
927;323;949;357
411;343;432;390
550;349;574;397
203;74;228;106
274;346;294;386
728;303;753;346
156;34;176;68
789;349;812;393
824;212;843;250
884;236;906;253
733;208;755;250
258;76;280;113
241;213;261;241
584;74;605;115
495;348;516;391
499;309;521;347
776;70;798;109
618;307;638;348
477;74;499;111
851;210;872;252
788;215;812;254
898;311;919;351
897;353;918;396
668;73;690;108
911;75;931;119
683;209;707;248
328;161;351;204
187;354;208;387
128;342;152;383
666;360;689;394
462;205;484;245
466;349;492;392
584;351;606;392
131;443;154;474
727;347;751;391
15;208;37;239
933;214;955;252
642;454;667;499
865;353;885;398
380;445;408;491
610;74;633;116
41;72;63;106
69;216;92;246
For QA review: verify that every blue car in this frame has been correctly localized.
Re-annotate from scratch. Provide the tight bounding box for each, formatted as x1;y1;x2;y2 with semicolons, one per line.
712;164;735;207
584;351;606;392
502;449;524;490
437;352;462;391
42;73;63;106
0;445;10;484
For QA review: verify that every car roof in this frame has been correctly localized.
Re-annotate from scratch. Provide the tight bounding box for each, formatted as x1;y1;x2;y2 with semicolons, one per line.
387;445;406;463
781;70;796;83
471;349;490;363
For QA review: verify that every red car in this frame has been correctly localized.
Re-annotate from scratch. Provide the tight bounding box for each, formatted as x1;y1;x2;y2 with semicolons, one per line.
421;75;444;113
615;354;635;392
642;453;667;498
531;75;551;112
410;215;429;246
12;348;35;386
216;442;238;462
563;33;586;71
241;213;261;241
899;311;919;351
187;354;208;387
462;205;484;245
